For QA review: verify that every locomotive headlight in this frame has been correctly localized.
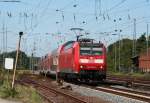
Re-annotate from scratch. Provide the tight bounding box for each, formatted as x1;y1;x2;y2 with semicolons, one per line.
80;65;83;68
95;59;104;63
100;66;103;69
80;59;88;63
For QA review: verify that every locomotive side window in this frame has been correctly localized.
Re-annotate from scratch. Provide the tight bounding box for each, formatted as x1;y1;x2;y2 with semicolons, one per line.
53;56;58;65
80;46;103;55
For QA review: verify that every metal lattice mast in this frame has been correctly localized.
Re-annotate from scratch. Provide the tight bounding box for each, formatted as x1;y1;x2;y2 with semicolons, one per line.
146;23;149;70
146;23;149;56
133;18;137;56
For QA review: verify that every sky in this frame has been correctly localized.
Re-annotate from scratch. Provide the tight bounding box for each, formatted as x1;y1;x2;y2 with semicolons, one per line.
0;0;150;57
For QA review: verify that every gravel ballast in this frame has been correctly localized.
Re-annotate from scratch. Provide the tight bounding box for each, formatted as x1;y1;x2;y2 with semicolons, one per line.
64;83;148;103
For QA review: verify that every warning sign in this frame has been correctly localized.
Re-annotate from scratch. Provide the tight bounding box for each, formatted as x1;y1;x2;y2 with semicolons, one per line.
5;58;14;70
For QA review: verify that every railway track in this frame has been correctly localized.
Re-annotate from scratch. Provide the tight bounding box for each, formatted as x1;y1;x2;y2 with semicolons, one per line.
53;78;150;102
66;76;150;102
17;74;150;103
94;86;150;102
17;76;88;103
106;75;150;88
62;80;150;103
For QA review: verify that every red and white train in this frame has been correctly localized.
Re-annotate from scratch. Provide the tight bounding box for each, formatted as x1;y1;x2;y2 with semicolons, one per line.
39;38;107;82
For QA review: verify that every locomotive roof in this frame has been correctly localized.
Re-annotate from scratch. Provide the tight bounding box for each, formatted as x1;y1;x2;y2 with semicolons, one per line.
78;38;104;47
78;38;94;42
79;42;104;47
64;41;75;44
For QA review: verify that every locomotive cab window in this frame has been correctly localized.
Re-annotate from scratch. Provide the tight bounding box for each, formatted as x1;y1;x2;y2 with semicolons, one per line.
63;41;74;51
80;46;103;55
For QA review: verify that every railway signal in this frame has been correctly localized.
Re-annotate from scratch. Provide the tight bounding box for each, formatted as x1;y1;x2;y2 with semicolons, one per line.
12;31;23;89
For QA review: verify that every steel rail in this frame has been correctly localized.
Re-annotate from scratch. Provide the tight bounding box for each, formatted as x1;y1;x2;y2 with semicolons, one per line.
106;76;150;88
18;79;88;103
95;87;150;102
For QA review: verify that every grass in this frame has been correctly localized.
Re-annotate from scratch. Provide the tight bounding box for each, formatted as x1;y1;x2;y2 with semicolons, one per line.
0;69;45;103
0;81;44;103
1;86;43;103
0;79;18;98
17;85;43;103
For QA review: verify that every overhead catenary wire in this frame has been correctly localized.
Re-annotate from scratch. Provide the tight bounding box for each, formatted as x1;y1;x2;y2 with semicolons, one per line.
106;0;127;13
0;0;150;56
14;0;148;35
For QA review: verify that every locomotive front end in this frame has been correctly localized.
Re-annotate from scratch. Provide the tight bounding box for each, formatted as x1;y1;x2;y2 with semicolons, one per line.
78;38;106;81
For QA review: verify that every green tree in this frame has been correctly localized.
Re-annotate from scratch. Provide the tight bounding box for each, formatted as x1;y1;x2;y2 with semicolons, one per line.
107;39;133;72
107;33;148;72
136;33;146;54
0;51;30;69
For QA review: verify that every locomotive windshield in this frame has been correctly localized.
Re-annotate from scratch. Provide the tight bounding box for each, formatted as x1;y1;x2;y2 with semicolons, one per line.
80;46;103;55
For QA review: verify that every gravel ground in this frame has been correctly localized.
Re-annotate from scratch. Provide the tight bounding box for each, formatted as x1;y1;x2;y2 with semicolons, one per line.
0;98;21;103
63;83;148;103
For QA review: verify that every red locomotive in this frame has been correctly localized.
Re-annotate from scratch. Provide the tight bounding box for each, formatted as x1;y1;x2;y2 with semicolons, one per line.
39;38;107;82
